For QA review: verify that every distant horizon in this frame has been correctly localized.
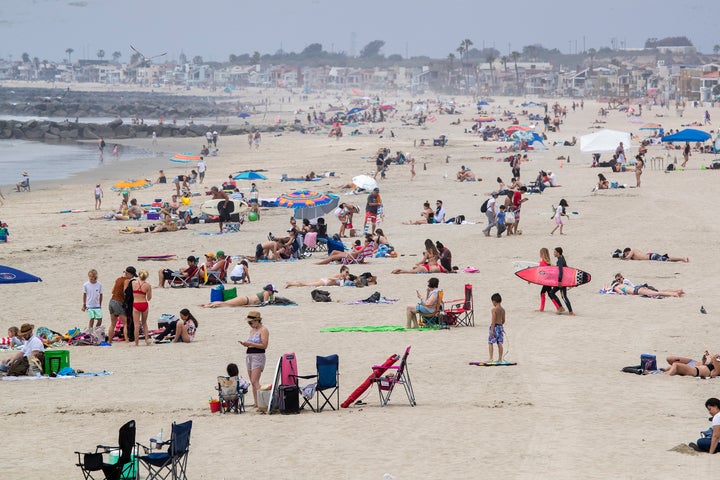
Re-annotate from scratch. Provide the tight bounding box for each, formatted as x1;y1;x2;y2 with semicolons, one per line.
1;1;719;63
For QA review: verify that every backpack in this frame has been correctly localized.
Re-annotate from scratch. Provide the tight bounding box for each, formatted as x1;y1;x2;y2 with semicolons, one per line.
311;289;332;302
454;214;465;225
480;199;489;213
363;291;381;303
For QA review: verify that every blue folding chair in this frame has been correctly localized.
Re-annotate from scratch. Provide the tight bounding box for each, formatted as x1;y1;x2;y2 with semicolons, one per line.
138;420;192;480
296;354;340;412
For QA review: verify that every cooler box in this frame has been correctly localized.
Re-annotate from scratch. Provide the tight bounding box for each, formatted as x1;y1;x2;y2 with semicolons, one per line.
210;285;224;302
106;451;138;480
44;350;70;375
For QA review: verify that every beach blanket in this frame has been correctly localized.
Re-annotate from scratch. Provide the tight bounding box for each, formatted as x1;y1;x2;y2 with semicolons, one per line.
344;292;398;305
281;177;323;182
2;370;112;381
320;325;442;333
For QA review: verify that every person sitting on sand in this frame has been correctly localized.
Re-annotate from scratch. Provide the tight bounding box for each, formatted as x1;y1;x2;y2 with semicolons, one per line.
286;266;352;288
200;284;277;308
157;256;199;288
404;201;434;224
392;239;446;274
664;351;720;378
315;235;376;265
621;248;689;262
688;397;720;453
127;199;145;220
597;173;610;190
609;273;685;297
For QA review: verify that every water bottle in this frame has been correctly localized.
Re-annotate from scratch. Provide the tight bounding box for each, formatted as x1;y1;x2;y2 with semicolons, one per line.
158;428;163;444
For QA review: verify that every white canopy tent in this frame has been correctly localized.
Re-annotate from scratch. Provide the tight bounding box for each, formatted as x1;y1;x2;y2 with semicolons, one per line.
579;129;632;154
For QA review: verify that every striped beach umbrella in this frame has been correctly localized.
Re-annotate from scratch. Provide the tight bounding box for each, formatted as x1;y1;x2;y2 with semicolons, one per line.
169;153;202;163
111;179;151;191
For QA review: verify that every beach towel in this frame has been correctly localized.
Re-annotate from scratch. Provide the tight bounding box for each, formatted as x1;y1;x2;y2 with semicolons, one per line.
2;370;112;381
344;292;398;305
320;325;442;333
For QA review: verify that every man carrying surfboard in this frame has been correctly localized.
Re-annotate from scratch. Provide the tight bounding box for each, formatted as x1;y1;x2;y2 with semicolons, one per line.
210;186;231;233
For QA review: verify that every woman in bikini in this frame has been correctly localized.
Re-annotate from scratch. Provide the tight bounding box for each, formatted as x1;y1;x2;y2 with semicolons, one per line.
392;239;446;274
130;269;152;346
200;284;277;308
238;311;269;408
610;273;685;298
664;351;720;378
285;266;351;288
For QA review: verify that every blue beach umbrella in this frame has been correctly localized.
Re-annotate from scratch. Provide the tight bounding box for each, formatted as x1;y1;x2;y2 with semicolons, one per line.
661;129;711;143
233;171;267;181
0;265;42;284
237;112;251;118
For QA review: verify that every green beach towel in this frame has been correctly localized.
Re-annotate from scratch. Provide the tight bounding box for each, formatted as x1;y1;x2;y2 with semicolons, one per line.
320;325;442;333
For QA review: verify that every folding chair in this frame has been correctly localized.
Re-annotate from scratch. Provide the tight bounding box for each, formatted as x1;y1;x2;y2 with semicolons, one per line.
137;420;192;480
217;376;248;413
207;257;230;285
342;241;376;265
419;290;445;327
18;178;30;192
295;354;340;412
443;284;475;327
76;419;137;480
371;346;416;407
169;265;199;288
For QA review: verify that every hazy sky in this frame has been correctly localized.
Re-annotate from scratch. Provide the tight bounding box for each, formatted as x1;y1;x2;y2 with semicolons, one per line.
1;0;719;63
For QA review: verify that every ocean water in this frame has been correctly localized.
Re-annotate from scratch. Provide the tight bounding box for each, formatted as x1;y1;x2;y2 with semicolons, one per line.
0;139;155;186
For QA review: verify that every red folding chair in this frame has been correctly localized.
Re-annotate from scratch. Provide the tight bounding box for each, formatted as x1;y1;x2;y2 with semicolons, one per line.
443;284;474;327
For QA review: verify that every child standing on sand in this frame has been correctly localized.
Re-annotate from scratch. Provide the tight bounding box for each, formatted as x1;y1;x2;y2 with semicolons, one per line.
488;293;505;362
409;156;416;180
82;269;103;331
550;199;568;235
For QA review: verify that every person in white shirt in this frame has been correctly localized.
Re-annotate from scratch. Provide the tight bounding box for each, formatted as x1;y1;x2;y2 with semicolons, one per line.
0;323;45;376
197;158;207;184
434;200;446;223
483;192;499;236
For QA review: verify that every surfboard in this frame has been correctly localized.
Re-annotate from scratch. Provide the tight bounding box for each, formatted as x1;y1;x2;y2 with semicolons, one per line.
137;254;177;261
469;361;517;366
512;260;539;272
515;266;591;288
200;199;248;217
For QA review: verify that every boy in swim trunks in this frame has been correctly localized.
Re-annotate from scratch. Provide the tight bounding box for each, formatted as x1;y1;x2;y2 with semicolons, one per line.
82;269;103;331
488;293;505;362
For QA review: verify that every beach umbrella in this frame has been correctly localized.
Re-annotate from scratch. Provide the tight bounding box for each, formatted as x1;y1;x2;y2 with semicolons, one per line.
661;128;712;143
579;129;632;153
233;171;267;181
477;101;489;106
111;179;151;191
292;195;340;220
0;265;42;284
346;107;365;116
351;174;378;191
237;112;251;118
379;104;395;111
277;190;336;208
506;125;532;135
169;153;202;163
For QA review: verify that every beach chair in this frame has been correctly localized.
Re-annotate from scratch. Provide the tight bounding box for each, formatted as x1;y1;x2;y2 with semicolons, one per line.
216;375;248;413
207;257;230;285
169;265;199;288
443;284;475;327
419;290;445;327
370;346;416;407
342;241;376;265
137;420;192;480
17;178;30;192
75;419;137;480
293;354;340;412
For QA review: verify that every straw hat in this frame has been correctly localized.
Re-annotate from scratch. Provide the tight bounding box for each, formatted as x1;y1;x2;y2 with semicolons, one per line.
245;311;262;323
19;323;34;335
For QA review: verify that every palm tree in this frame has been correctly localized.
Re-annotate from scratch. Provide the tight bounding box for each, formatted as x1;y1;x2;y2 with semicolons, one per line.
96;49;105;60
486;53;496;88
446;53;456;88
65;48;74;64
511;51;521;94
500;56;508;72
112;51;121;63
714;44;720;55
458;39;473;92
21;52;30;63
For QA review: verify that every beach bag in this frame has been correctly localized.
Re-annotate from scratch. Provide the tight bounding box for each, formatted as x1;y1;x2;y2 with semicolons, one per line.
311;289;332;302
210;285;224;303
7;356;30;376
640;354;657;371
505;210;516;224
223;287;238;301
454;215;465;225
480;199;489;213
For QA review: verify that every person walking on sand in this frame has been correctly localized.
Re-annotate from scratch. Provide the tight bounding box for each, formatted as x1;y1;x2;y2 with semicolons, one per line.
682;141;691;168
151;131;157;145
364;187;381;234
82;269;103;331
482;192;499;237
94;184;103;210
197;157;206;184
238;311;269;409
634;154;644;187
130;269;152;346
488;293;506;362
98;136;106;160
409;155;416;181
550;247;573;315
537;248;562;313
550;199;568;235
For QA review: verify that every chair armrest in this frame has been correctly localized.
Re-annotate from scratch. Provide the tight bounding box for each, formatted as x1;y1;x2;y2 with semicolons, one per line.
292;374;318;380
94;444;119;453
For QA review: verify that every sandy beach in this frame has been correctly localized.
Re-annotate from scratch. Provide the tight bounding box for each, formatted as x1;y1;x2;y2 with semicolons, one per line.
1;85;719;479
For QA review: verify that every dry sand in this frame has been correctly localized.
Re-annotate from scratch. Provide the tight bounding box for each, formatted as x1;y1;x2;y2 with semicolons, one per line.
1;86;719;479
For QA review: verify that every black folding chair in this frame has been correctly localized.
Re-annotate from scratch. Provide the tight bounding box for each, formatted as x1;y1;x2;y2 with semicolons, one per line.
75;419;137;480
137;420;192;480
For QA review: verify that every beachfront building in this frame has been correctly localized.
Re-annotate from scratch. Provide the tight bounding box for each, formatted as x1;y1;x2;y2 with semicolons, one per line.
697;64;720;102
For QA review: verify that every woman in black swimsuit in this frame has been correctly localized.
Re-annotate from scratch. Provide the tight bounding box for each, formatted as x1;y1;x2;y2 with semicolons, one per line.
664;351;720;378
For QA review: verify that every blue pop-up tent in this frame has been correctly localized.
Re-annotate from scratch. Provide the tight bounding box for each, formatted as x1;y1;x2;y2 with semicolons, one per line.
661;129;711;143
0;266;42;284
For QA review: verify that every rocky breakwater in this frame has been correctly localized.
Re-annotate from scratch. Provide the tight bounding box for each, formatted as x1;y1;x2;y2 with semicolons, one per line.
0;118;305;142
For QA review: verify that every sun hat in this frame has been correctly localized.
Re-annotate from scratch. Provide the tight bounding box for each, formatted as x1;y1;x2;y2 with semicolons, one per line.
19;323;34;335
125;266;138;277
245;311;262;322
22;171;28;176
205;252;215;258
264;284;278;293
216;250;225;258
